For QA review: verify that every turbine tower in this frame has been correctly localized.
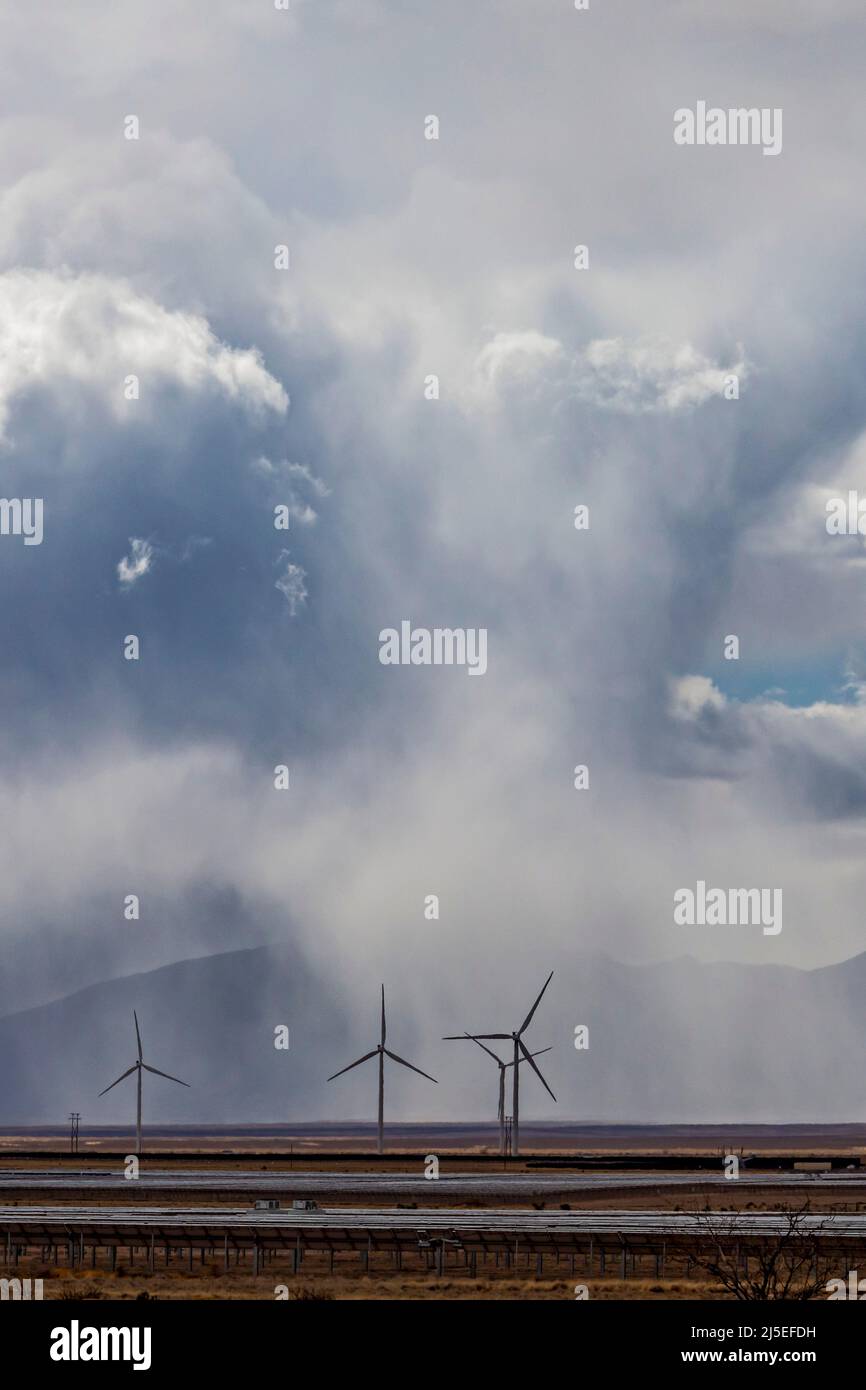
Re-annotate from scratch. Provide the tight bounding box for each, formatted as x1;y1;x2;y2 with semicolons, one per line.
445;1033;551;1156
445;971;555;1157
98;1010;190;1156
327;985;436;1154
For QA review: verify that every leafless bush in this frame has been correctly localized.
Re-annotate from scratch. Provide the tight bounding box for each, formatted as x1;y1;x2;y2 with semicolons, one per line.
677;1203;837;1301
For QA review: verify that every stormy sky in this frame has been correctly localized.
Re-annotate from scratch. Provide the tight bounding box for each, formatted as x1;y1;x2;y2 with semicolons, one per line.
2;1;866;1121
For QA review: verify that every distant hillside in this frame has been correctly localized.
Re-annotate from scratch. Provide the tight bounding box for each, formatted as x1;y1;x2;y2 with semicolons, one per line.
0;944;864;1125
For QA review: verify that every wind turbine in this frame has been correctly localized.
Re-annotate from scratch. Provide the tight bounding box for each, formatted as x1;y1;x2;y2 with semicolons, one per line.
327;986;437;1154
444;971;555;1156
446;1033;551;1156
98;1011;190;1156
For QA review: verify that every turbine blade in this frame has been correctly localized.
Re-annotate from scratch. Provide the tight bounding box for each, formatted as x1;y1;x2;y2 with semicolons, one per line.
98;1063;137;1097
518;971;554;1035
142;1063;190;1087
449;1033;511;1041
518;1036;556;1102
326;1048;379;1082
511;1046;553;1068
443;1032;504;1065
467;1034;504;1065
134;1010;143;1061
383;1048;437;1083
381;985;386;1046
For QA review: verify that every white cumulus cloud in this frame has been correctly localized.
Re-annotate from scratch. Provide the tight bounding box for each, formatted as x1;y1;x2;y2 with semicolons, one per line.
117;537;154;588
0;268;288;440
472;331;745;414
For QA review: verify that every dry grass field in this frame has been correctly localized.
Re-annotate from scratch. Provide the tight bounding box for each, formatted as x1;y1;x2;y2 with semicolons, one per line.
7;1256;726;1300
